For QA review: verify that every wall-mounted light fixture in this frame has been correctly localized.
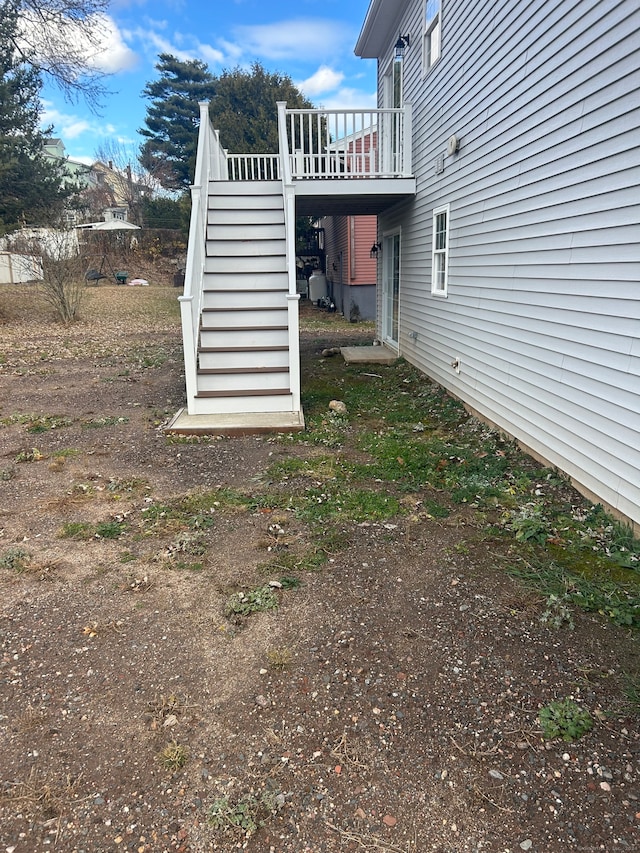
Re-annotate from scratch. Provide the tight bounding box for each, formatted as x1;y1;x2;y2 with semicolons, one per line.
395;34;410;59
370;241;382;258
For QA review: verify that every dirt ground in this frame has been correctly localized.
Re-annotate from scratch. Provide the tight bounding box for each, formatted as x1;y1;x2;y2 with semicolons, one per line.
0;284;638;853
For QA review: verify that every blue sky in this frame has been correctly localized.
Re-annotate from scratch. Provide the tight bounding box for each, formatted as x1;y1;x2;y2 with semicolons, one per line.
39;0;377;164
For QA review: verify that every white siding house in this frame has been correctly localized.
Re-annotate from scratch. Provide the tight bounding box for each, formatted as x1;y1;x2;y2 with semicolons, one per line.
356;0;640;528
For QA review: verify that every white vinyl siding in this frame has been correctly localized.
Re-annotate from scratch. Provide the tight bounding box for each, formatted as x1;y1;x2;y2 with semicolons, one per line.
376;0;640;526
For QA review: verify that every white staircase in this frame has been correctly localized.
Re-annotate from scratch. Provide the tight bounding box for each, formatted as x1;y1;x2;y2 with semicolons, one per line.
194;180;293;414
172;180;304;432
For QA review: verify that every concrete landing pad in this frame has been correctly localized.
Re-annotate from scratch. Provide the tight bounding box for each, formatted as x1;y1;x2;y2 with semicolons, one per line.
165;408;305;437
340;345;398;365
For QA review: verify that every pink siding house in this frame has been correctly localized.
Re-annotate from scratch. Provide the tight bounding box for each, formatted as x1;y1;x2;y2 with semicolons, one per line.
321;214;377;321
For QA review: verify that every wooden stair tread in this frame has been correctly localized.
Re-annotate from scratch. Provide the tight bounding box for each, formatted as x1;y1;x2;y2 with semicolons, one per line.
203;288;287;294
198;366;289;375
199;345;288;353
202;306;285;313
195;388;291;399
200;325;288;332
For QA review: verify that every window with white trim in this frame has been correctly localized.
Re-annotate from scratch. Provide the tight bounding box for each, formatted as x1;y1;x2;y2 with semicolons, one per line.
423;0;442;71
431;204;449;296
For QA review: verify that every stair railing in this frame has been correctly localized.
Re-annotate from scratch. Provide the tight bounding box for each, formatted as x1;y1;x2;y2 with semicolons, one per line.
277;101;301;416
179;102;226;414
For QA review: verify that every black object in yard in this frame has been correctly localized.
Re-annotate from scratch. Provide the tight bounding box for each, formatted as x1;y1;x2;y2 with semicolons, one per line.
115;271;128;285
85;268;108;283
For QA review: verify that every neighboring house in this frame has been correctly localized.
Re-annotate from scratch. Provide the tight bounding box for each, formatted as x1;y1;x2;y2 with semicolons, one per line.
76;161;151;226
321;214;378;320
321;129;379;320
43;138;93;190
354;0;640;527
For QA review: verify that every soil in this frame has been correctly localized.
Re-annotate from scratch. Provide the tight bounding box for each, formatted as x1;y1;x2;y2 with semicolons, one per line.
0;283;638;853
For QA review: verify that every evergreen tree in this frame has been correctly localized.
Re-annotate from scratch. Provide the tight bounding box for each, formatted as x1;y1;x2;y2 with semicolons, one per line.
0;2;73;233
140;194;189;232
209;63;314;154
139;54;217;191
138;58;316;191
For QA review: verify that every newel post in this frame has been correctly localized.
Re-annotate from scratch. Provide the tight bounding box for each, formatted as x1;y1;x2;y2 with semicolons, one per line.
402;102;413;176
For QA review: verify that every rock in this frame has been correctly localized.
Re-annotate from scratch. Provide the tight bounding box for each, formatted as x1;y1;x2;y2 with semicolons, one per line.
329;399;347;414
255;695;269;707
520;841;533;851
382;814;397;827
489;769;504;780
321;347;341;357
599;781;611;792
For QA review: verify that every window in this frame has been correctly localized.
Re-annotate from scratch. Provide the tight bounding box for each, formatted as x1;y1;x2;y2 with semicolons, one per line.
431;204;449;296
423;0;441;71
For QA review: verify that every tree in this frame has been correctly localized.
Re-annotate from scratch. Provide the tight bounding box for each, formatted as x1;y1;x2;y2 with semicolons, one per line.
140;195;189;232
9;0;111;105
139;54;217;191
0;3;75;233
90;139;157;225
209;63;314;154
139;59;317;192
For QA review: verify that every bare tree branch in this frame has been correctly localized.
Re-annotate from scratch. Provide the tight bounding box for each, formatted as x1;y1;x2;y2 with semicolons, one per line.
7;0;114;107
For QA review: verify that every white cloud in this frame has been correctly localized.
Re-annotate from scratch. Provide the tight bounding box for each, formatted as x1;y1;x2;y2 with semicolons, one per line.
315;87;378;111
89;15;138;74
41;103;92;140
129;26;224;65
234;19;353;61
40;102;132;151
196;43;226;65
19;12;138;76
89;15;138;73
297;66;345;97
217;38;244;63
134;28;194;62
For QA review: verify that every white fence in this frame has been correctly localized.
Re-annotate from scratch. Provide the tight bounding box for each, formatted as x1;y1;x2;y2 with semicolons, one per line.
0;252;43;283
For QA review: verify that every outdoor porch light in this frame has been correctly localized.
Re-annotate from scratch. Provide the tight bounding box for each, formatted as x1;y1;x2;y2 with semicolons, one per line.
395;34;410;59
370;241;382;258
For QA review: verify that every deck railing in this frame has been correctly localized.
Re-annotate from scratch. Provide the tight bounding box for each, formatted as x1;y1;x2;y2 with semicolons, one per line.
227;154;280;181
278;105;412;179
222;104;412;183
